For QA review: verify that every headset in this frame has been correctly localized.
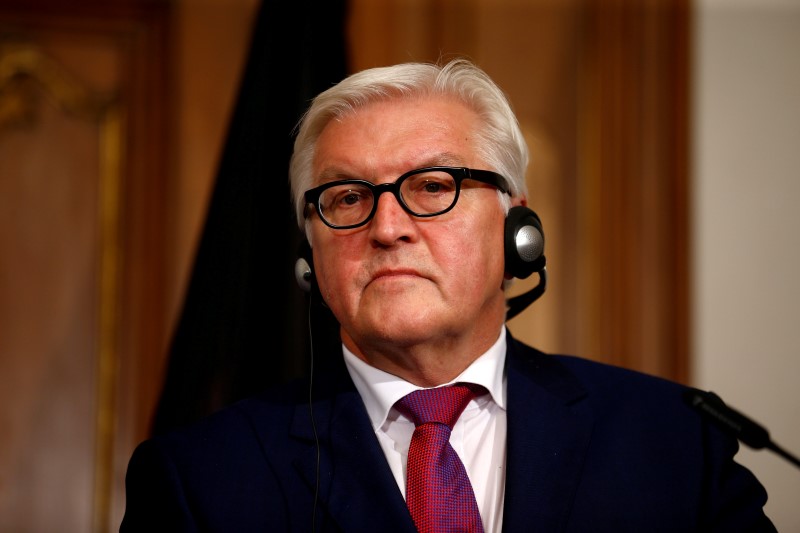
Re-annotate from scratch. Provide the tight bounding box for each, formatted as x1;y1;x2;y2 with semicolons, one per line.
294;205;547;319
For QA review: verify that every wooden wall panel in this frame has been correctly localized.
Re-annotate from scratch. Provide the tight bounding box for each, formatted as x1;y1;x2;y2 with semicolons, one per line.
577;0;691;380
0;2;170;530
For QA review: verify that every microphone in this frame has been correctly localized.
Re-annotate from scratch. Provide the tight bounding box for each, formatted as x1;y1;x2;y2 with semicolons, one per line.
683;387;800;470
506;268;547;321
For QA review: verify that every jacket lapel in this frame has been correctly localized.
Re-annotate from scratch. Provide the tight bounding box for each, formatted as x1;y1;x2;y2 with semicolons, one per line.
503;334;593;532
289;362;416;532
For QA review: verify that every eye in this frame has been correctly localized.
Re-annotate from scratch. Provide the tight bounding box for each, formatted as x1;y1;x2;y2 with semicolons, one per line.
340;190;365;206
315;182;374;226
401;171;458;214
404;172;457;196
329;187;369;208
422;181;444;194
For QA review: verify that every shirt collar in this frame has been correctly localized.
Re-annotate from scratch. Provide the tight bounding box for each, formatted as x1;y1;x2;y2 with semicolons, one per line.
343;326;508;432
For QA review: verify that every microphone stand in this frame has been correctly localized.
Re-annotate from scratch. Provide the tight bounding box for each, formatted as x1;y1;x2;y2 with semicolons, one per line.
683;387;800;470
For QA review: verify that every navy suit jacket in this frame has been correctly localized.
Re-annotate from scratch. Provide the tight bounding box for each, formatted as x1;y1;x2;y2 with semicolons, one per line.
121;331;775;532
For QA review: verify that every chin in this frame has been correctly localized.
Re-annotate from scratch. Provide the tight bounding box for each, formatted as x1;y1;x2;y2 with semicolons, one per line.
365;302;441;336
367;323;436;347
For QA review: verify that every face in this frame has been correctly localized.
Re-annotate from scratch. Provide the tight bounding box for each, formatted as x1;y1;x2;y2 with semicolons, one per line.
308;96;518;366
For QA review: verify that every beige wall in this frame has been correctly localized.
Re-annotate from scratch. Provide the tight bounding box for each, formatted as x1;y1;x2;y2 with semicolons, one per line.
692;1;800;529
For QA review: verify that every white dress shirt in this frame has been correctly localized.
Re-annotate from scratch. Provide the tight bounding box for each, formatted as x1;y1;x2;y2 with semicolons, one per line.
343;326;508;533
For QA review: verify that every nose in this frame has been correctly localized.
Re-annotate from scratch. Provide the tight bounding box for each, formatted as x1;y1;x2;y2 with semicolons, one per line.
368;189;417;244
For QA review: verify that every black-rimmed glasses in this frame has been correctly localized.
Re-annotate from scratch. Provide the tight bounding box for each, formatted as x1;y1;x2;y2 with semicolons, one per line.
303;166;510;229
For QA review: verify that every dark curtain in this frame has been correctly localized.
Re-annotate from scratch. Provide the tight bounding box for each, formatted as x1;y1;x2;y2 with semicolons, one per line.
151;0;348;436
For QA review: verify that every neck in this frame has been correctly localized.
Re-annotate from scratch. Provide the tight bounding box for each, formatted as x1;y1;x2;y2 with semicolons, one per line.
341;323;503;388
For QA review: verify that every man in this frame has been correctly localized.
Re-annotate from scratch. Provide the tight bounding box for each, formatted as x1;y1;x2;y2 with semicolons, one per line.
121;59;775;531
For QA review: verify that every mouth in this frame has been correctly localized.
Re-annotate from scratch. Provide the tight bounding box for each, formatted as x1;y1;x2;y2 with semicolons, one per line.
366;264;436;290
370;268;424;282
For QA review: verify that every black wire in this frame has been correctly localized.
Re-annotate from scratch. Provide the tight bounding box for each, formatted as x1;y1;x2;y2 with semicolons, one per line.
307;296;320;531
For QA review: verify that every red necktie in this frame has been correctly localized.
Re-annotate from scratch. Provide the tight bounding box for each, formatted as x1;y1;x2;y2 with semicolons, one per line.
395;383;486;533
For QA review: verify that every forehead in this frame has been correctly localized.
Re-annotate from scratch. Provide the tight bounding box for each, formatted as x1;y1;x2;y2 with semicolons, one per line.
313;96;483;180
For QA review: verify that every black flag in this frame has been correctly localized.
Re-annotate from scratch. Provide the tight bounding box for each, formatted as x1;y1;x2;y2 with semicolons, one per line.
151;0;348;435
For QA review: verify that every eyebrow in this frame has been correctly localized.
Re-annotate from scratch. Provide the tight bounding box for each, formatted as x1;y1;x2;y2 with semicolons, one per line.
419;152;468;168
314;153;470;185
315;166;354;185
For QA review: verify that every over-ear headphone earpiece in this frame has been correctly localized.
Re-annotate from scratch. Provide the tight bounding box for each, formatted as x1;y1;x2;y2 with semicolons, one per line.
504;205;546;279
295;239;315;293
294;257;313;293
504;206;548;320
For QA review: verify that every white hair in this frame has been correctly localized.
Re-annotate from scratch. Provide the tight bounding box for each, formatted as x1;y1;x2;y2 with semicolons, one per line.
288;58;529;236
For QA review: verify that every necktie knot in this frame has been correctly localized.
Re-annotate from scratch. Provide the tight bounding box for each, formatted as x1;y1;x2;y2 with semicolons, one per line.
396;383;483;428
